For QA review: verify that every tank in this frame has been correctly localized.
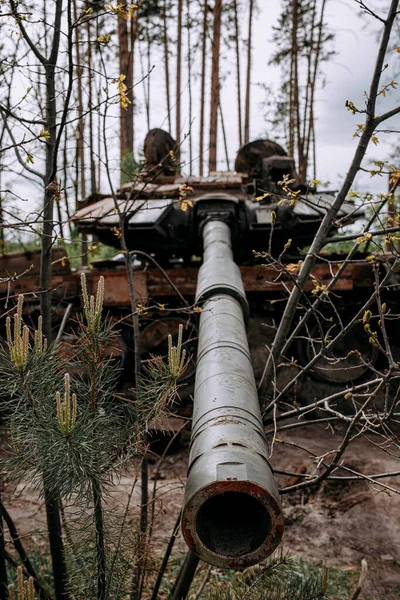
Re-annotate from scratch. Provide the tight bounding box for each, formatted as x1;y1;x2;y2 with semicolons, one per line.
1;130;399;568
0;129;396;395
72;132;356;264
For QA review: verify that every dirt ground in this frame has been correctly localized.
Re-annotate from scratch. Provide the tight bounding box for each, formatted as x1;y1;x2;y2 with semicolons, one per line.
2;422;400;599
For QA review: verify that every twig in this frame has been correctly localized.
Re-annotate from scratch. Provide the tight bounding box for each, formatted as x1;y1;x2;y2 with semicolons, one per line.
55;303;73;344
149;510;182;600
194;565;212;600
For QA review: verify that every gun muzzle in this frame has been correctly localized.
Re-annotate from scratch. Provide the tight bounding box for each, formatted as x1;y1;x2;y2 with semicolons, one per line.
181;220;284;569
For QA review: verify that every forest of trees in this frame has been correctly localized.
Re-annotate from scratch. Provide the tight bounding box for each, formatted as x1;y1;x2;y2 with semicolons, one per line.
1;0;400;599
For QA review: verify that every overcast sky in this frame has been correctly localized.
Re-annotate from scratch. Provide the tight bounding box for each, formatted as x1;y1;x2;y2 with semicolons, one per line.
4;0;400;222
129;0;400;195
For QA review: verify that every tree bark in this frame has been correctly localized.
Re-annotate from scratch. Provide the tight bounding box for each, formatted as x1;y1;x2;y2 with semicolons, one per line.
0;494;7;600
233;0;242;148
118;14;133;160
163;0;171;132
187;0;193;174
171;551;199;600
305;0;327;173
176;0;183;148
208;0;222;172
73;0;86;202
199;0;208;176
86;18;97;195
244;0;253;144
39;2;71;595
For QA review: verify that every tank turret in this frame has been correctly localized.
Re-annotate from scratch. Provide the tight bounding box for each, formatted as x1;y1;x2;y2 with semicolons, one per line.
72;130;356;263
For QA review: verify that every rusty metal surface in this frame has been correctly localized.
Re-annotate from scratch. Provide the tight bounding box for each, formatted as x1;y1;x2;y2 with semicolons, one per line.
0;255;390;307
0;270;148;307
0;248;70;278
181;220;284;569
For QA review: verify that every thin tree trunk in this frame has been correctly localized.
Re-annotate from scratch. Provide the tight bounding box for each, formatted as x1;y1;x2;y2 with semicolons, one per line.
97;83;102;192
199;0;208;176
62;127;73;240
311;112;316;180
288;0;296;157
187;0;193;174
92;481;106;600
118;14;131;161
219;103;229;170
171;551;200;600
146;20;151;130
209;0;222;172
302;0;317;157
44;494;68;600
56;194;63;240
244;0;253;144
291;0;305;183
305;0;327;168
149;511;181;600
0;493;7;600
73;0;86;202
0;133;5;253
136;454;148;599
41;63;58;341
233;0;242;147
163;0;172;132
0;198;4;255
126;15;135;155
39;4;71;595
139;42;150;130
176;0;183;148
86;18;97;195
130;13;137;150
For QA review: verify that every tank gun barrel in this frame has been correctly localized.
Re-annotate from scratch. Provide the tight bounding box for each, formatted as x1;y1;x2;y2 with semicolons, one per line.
181;219;284;569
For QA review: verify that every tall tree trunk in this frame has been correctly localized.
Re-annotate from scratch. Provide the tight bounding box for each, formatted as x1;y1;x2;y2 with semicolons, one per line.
0;492;7;600
305;0;327;174
86;18;97;195
139;42;150;130
41;78;57;341
10;0;74;592
187;0;193;174
219;104;229;170
92;481;106;600
291;0;306;183
288;0;297;157
130;12;137;150
311;114;316;180
302;0;317;155
163;0;172;132
73;0;86;202
244;0;253;144
208;0;222;172
176;0;183;148
118;14;133;164
73;0;86;259
233;0;242;148
41;56;70;600
199;0;208;176
146;21;151;130
62;129;73;240
0;142;4;254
